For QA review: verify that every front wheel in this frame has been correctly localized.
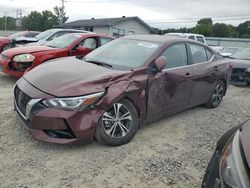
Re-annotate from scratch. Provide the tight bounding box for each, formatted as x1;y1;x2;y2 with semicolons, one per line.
205;80;226;108
95;99;139;146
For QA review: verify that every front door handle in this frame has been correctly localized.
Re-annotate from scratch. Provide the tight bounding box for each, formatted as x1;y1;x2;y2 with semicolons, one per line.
185;72;191;78
214;66;219;71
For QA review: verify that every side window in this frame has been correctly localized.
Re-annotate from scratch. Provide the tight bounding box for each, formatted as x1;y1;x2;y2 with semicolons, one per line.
100;37;113;46
206;49;213;60
188;36;195;40
189;44;207;64
162;43;188;69
47;31;67;41
196;36;205;43
79;38;97;49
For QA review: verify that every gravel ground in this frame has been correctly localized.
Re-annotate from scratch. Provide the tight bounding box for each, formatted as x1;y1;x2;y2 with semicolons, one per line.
0;72;250;188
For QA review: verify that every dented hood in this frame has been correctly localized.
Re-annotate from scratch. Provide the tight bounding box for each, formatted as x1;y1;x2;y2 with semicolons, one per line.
23;57;131;97
2;45;58;58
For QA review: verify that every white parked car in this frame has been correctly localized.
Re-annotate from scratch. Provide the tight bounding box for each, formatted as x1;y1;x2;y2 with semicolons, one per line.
26;29;90;46
165;33;207;44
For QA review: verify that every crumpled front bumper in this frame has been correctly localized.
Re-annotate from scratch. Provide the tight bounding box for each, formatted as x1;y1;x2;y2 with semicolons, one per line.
231;68;250;85
14;78;106;144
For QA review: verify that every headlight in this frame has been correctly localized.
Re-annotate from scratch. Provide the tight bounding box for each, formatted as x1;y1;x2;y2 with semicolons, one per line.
42;92;104;111
13;54;35;62
220;137;242;188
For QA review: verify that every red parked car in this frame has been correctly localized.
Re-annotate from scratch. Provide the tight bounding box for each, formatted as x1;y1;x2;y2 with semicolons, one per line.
14;35;232;146
0;31;40;52
0;33;114;77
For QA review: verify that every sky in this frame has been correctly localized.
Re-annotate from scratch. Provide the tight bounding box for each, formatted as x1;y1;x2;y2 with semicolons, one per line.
0;0;250;29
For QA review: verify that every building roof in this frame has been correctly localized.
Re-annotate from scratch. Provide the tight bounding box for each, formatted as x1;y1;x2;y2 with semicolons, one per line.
59;16;155;33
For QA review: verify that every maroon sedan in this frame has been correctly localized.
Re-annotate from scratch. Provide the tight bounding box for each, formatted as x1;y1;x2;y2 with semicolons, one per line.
0;33;114;77
14;35;232;145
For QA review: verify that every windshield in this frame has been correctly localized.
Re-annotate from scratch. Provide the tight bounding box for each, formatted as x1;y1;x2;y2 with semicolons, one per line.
230;48;250;60
222;48;239;54
46;34;80;48
9;31;26;39
36;29;55;40
85;39;161;69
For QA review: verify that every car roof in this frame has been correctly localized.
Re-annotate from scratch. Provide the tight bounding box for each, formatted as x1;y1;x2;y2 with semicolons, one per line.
48;28;91;33
122;34;200;44
66;33;115;39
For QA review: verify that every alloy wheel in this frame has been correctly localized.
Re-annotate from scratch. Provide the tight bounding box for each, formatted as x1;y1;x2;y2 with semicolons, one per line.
102;103;132;138
212;83;224;106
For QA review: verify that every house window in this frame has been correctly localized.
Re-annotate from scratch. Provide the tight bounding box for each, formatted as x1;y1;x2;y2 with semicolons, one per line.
112;28;125;37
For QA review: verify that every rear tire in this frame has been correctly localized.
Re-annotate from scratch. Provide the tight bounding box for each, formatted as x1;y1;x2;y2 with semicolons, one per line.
95;99;139;146
205;80;226;108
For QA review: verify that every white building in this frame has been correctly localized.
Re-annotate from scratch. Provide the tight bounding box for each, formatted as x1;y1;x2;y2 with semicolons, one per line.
58;16;154;37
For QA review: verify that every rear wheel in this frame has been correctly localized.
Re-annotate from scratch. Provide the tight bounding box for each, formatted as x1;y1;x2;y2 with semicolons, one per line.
95;99;138;146
205;80;226;108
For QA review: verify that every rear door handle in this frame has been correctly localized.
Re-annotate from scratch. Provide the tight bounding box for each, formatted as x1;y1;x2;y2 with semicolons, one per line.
185;72;191;78
214;66;219;71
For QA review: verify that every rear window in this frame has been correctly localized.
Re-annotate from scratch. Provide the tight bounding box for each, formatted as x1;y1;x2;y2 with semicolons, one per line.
197;36;205;43
189;44;207;64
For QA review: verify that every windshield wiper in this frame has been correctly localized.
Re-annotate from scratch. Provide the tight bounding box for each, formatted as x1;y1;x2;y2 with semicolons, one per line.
85;60;113;69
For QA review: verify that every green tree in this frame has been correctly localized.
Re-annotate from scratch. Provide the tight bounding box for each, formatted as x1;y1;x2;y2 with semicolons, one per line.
236;21;250;38
41;10;57;30
0;16;16;30
22;11;43;31
193;18;213;36
54;6;68;25
22;10;58;31
212;23;236;37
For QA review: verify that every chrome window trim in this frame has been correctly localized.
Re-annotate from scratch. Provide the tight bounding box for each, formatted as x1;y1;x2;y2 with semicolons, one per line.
162;55;214;72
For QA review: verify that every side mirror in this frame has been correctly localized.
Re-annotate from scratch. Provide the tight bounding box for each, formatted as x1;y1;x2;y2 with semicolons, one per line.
154;56;167;72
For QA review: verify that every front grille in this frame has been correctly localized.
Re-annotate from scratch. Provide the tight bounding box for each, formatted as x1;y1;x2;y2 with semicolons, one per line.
14;86;32;117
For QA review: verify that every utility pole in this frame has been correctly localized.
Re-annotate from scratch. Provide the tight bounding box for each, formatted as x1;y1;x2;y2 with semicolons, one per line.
16;9;23;30
4;12;7;30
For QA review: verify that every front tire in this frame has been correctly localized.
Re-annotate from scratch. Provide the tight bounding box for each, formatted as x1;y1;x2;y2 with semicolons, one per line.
95;99;139;146
205;80;226;108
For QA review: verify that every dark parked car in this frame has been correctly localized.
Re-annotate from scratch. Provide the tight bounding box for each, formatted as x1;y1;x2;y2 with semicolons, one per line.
14;35;232;145
0;31;40;52
202;119;250;188
0;33;114;77
229;48;250;85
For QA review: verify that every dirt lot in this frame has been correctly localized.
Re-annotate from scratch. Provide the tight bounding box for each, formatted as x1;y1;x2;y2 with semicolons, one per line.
0;73;250;188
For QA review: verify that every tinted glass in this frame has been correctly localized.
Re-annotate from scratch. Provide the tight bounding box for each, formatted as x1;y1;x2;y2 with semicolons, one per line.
190;44;207;64
85;39;161;69
197;36;205;43
188;36;195;40
162;43;188;69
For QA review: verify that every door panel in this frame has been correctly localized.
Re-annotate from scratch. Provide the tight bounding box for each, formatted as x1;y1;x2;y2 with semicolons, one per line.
187;43;217;106
147;66;194;121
